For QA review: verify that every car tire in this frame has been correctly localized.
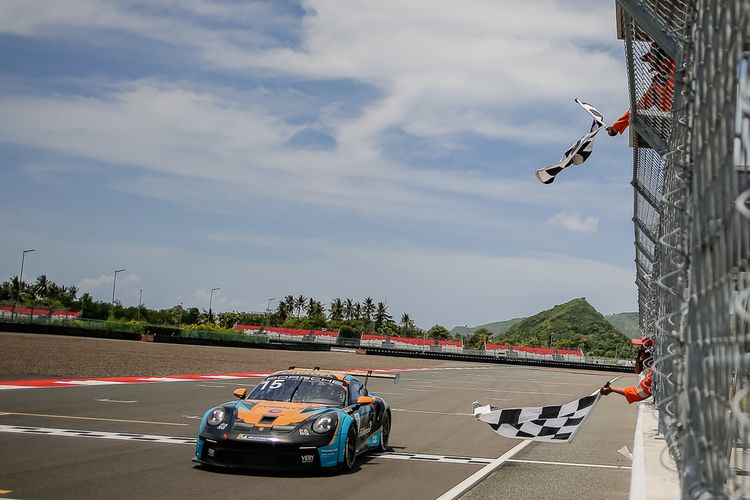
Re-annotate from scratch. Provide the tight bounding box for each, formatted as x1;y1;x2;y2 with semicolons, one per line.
342;427;357;470
377;412;391;452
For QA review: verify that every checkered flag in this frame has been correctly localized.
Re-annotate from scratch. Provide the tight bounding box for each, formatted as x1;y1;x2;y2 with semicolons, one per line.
534;99;607;185
473;390;600;443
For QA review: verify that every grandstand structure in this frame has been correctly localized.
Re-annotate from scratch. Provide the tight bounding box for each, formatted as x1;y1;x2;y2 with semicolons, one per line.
0;305;80;322
615;0;749;496
233;325;585;359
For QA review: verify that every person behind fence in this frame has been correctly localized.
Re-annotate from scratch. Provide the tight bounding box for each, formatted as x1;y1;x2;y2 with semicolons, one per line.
599;336;653;403
607;42;675;136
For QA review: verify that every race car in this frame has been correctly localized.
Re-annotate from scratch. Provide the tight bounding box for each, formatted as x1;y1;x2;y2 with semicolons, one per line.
193;367;398;470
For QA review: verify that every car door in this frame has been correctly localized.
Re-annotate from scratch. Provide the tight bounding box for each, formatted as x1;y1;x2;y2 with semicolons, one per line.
348;379;373;449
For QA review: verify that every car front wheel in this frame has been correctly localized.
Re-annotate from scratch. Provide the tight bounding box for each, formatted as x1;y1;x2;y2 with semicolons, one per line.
378;412;391;452
343;427;357;470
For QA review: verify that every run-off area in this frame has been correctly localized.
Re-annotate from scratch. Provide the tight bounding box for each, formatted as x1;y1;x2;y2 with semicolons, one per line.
0;365;635;500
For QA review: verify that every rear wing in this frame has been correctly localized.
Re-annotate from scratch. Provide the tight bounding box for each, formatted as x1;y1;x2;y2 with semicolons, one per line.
346;370;400;385
287;366;400;386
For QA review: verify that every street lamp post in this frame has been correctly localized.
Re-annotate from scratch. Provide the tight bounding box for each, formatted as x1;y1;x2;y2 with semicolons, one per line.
15;249;35;319
111;269;125;319
178;301;184;326
266;297;276;326
208;287;220;321
137;289;143;321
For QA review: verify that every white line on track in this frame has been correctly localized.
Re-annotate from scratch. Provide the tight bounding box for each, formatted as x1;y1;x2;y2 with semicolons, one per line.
95;399;138;404
506;458;631;470
425;384;573;396
404;388;430;392
0;425;195;445
0;412;187;426
437;440;532;500
376;392;406;396
393;408;473;416
195;384;226;388
0;424;632;471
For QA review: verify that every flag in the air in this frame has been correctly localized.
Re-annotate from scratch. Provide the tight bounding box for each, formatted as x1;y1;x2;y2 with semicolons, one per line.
535;99;607;184
473;390;600;443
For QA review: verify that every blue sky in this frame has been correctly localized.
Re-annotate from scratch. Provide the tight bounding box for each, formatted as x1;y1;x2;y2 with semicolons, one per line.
0;0;636;329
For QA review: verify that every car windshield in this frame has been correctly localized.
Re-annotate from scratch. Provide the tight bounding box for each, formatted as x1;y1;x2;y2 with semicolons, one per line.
248;375;347;406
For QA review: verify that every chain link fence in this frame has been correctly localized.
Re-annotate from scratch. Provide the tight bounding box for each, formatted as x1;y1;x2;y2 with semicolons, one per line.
621;0;750;496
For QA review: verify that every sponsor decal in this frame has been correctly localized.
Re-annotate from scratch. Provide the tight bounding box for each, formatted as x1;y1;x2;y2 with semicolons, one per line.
236;433;276;442
301;454;315;463
358;423;372;438
217;423;228;430
207;448;215;457
268;409;283;414
299;429;310;436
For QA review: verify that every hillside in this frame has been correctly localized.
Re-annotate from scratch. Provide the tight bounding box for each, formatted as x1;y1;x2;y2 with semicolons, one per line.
451;318;524;337
491;298;633;358
605;312;640;339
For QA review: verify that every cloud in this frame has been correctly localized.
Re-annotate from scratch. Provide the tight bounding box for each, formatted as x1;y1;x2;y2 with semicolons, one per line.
546;209;599;232
0;1;638;325
78;273;141;293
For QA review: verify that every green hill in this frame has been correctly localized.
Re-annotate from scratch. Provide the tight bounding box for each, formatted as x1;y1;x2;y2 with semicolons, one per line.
451;318;524;337
605;312;640;339
491;298;634;358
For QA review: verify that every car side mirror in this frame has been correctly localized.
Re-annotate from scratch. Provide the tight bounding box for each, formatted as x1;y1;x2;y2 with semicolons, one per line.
233;388;247;399
356;395;374;405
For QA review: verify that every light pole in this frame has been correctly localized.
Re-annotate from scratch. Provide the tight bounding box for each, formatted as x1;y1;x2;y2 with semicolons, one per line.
15;249;34;318
111;269;125;319
266;297;276;326
137;289;143;321
208;287;220;321
178;301;184;326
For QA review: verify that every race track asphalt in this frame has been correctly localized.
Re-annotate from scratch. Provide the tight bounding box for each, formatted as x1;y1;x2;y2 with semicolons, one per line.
0;336;636;500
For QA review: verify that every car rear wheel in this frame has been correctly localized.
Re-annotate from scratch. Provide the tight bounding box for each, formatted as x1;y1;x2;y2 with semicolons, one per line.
378;412;391;452
343;427;357;470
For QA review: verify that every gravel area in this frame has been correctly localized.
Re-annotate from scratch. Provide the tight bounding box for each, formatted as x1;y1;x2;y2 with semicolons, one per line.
0;332;449;379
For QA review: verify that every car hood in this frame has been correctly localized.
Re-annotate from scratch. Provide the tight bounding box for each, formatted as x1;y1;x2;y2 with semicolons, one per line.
235;400;337;427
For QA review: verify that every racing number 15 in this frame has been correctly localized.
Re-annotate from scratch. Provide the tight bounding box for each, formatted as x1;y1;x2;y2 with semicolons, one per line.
258;379;284;391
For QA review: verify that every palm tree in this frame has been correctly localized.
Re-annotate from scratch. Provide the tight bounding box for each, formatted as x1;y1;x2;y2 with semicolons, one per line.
283;295;295;315
362;297;375;323
374;302;391;333
275;301;290;322
34;275;50;299
67;285;78;301
329;298;344;321
400;313;415;333
353;302;361;320
306;297;316;316
295;295;306;318
309;300;325;317
344;299;354;320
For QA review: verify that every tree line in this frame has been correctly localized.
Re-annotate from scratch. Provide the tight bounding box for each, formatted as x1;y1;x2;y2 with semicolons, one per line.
0;277;462;342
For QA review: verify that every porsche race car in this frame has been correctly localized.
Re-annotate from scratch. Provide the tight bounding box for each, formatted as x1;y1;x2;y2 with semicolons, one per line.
193;367;398;470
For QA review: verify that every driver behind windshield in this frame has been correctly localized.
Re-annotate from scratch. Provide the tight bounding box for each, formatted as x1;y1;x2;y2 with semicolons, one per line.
248;377;346;406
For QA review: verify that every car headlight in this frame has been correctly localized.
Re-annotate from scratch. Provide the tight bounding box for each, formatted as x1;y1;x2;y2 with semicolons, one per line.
206;407;226;426
312;413;337;434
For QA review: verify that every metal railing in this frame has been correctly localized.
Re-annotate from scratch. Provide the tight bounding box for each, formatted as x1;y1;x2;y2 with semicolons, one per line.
620;0;750;496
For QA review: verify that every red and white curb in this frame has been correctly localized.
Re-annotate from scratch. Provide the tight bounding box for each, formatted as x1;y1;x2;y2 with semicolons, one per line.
0;372;272;390
0;366;498;391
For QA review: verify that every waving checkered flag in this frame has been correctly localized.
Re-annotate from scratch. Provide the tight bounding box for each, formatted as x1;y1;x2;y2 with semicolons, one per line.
473;390;600;443
535;99;607;185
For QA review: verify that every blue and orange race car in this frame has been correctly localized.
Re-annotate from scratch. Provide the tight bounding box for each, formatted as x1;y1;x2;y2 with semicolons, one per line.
193;367;399;470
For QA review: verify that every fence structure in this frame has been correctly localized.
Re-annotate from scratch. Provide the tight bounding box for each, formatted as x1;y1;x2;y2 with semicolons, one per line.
617;0;750;496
